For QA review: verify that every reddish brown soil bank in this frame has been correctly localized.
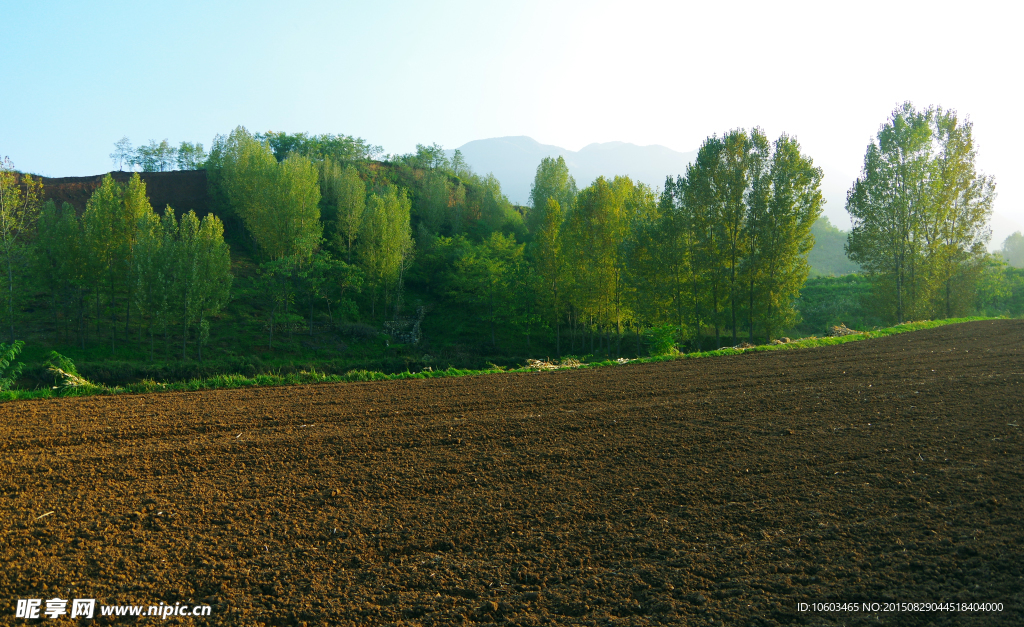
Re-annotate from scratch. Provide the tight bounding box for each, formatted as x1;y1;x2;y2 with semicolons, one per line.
1;320;1021;626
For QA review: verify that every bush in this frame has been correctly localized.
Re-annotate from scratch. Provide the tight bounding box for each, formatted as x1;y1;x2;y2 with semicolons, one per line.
43;351;95;391
643;325;681;356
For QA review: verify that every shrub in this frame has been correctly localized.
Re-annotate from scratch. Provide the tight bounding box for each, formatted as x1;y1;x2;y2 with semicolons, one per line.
0;341;25;391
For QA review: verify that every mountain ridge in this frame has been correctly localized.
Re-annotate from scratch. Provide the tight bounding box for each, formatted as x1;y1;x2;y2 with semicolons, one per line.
449;135;853;228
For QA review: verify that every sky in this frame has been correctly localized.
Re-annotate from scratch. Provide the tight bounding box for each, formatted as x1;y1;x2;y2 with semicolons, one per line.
3;0;1021;244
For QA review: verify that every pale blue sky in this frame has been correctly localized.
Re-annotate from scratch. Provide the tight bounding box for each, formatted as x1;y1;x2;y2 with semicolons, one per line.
3;0;1021;241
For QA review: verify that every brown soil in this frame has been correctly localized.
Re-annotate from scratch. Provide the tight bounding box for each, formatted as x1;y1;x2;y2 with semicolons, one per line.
1;320;1021;626
25;170;209;217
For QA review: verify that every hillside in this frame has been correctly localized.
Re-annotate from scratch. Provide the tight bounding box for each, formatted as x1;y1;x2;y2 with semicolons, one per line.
34;170;210;217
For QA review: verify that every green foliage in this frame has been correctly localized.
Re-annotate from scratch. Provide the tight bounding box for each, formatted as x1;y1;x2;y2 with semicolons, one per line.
847;103;995;323
0;340;24;391
176;141;207;170
793;274;883;336
975;259;1024;317
358;184;413;318
0;158;43;343
528;156;577;236
213;126;323;261
257;131;383;164
321;160;365;263
133;139;177;171
42;350;94;391
643;325;681;356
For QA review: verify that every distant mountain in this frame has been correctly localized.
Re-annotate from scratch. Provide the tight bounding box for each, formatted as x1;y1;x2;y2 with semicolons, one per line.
449;136;697;206
450;135;853;228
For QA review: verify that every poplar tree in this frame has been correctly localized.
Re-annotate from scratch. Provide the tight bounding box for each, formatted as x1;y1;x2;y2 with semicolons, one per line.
36;201;84;343
132;209;167;360
358;185;413;318
847;103;993;322
926;108;995;317
190;212;232;360
532;198;565;354
0;158;42;342
755;134;822;339
846;104;934;323
528;156;577;236
327;162;365;263
684;137;727;347
217;126;322;261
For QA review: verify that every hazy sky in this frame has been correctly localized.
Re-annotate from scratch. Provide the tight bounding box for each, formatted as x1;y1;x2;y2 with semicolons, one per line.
3;0;1021;241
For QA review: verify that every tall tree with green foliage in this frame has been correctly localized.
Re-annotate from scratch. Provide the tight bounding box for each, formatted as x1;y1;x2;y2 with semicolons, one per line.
358;185;413;318
188;212;233;360
132;208;168;360
683;136;728;346
528;156;577;236
35;201;78;342
847;103;993;322
925;108;995;317
321;160;366;263
418;170;452;236
217;126;322;261
0;158;42;343
754;134;823;339
532;198;565;355
446;232;525;348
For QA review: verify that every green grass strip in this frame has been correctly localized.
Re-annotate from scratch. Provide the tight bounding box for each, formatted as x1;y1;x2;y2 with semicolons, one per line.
0;316;1002;403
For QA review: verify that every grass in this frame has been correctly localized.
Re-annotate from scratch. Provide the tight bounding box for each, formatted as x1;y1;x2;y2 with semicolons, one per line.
0;316;1002;403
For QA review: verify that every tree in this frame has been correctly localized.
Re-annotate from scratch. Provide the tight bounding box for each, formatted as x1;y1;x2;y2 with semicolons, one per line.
446;232;525;348
217;127;322;261
683;136;727;346
418;169;451;236
847;103;994;322
81;173;153;351
450;149;471;178
1001;232;1024;268
532;198;565;355
110;137;133;171
321;160;365;263
176;141;207;170
847;103;934;323
754;134;823;339
132;208;168;360
134;139;177;172
926;108;995;317
0;158;42;343
528;156;577;236
357;184;413;318
187;212;232;360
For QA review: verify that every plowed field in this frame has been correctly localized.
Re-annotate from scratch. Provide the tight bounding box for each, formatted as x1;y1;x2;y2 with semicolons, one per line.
1;320;1022;626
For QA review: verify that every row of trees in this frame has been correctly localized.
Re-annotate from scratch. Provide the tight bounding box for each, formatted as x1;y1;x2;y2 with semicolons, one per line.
6;104;1000;366
846;103;995;322
198;126;824;355
110;137;208;172
506;129;822;354
31;174;232;359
